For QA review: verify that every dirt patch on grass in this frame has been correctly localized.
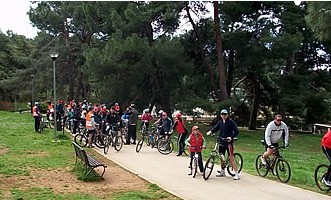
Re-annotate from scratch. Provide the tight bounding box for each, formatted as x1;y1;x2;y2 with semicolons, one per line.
0;157;161;199
0;147;9;155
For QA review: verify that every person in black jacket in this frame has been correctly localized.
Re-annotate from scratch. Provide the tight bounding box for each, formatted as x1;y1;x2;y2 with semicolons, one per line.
207;109;240;180
125;104;139;145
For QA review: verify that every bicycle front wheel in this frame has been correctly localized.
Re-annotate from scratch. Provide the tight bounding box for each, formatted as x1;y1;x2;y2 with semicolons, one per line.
227;153;244;176
255;155;269;177
114;135;123;152
74;134;88;147
315;164;331;191
104;136;111;154
136;137;144;153
192;156;198;178
203;156;215;180
157;138;174;155
276;158;291;183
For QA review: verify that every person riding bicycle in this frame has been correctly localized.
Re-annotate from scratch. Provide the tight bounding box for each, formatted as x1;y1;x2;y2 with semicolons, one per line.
106;107;121;136
261;114;289;166
32;102;41;132
154;111;173;139
206;109;240;180
321;129;331;187
185;125;206;175
172;112;188;156
140;108;153;132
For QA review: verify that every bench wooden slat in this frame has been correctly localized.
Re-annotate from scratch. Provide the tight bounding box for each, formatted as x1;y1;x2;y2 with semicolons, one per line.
72;142;107;177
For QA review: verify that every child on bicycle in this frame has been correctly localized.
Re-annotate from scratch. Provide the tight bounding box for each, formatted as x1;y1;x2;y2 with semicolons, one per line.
185;125;206;175
322;129;331;186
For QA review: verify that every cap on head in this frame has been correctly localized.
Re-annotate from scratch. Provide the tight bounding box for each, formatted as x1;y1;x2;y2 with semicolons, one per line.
158;110;164;114
192;125;199;131
176;113;182;118
220;109;228;114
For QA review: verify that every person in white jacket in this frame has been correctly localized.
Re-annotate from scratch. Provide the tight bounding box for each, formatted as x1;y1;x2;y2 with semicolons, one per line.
261;114;289;165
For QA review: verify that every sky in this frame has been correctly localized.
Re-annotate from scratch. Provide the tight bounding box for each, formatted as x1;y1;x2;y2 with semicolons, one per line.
0;0;38;38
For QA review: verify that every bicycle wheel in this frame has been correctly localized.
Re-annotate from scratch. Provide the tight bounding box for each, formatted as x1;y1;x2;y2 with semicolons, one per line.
136;137;144;153
95;134;106;148
192;156;198;178
74;134;88;147
203;156;215;180
114;135;123;152
104;136;111;154
255;155;269;177
49;120;54;129
315;164;331;191
276;158;291;183
183;146;190;156
157;138;174;155
227;153;244;176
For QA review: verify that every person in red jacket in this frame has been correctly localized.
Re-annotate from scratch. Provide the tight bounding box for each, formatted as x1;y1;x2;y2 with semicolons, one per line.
185;125;206;175
172;112;188;156
322;129;331;186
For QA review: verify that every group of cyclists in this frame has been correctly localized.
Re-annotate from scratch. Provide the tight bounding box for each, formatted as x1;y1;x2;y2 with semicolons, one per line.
32;100;331;186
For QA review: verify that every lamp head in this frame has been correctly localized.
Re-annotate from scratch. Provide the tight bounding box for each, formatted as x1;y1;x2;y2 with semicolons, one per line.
50;52;58;61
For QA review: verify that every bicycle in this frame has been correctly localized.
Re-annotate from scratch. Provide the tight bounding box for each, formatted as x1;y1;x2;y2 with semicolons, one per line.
255;140;291;183
188;146;206;178
203;137;243;180
314;163;331;191
157;133;174;155
38;114;45;133
106;123;123;152
74;125;108;149
136;125;160;152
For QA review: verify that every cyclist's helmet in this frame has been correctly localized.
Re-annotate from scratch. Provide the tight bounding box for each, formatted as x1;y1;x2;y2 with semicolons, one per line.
35;102;39;105
47;100;51;103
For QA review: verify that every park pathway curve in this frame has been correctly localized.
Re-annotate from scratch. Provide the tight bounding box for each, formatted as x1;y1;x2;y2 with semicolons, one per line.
94;144;330;200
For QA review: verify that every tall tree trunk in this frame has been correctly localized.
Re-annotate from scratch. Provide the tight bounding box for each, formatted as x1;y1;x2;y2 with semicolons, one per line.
248;77;260;130
185;3;221;101
213;1;228;101
227;49;235;98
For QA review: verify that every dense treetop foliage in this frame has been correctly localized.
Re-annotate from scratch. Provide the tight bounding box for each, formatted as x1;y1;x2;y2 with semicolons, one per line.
1;1;331;130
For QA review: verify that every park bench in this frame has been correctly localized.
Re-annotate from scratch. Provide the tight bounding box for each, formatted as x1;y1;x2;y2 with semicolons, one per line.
72;142;107;177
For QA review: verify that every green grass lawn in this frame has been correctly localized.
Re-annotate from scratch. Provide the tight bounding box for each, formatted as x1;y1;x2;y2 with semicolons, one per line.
0;111;178;200
1;111;330;198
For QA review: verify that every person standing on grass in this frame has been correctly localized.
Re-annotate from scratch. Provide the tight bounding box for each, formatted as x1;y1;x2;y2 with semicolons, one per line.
206;109;240;180
32;102;41;132
185;125;206;175
172;112;188;156
321;129;331;186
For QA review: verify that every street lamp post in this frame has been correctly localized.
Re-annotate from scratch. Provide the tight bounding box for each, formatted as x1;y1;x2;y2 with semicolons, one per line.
50;52;58;142
30;74;35;113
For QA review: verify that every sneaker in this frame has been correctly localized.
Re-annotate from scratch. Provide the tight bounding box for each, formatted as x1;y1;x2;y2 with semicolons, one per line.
261;156;266;165
233;174;240;180
216;169;225;177
322;177;331;187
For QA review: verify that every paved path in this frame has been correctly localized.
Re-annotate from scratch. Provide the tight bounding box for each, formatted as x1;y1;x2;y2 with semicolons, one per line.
94;144;330;200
